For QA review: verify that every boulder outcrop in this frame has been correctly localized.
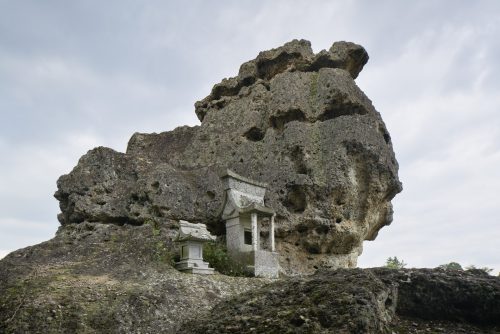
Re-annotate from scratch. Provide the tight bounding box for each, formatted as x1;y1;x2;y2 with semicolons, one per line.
1;40;499;334
54;39;401;274
0;222;268;333
184;268;500;334
2;226;498;334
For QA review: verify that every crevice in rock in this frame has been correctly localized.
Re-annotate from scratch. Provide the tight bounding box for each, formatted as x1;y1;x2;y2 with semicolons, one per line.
239;76;255;88
283;185;307;213
270;109;306;131
315;224;330;234
256;52;303;80
318;101;367;121
290;146;308;174
211;82;241;100
90;215;141;226
307;51;342;72
304;241;321;254
243;127;265;142
378;123;392;145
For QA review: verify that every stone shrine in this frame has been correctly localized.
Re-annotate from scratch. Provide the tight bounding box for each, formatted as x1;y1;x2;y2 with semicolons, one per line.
220;170;279;278
175;220;215;275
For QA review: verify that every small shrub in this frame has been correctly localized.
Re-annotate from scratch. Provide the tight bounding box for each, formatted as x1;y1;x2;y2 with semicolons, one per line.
144;219;161;236
203;241;252;277
385;256;407;269
438;262;463;271
151;240;176;266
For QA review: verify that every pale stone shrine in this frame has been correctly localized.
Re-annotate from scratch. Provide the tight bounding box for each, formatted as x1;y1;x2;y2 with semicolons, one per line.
220;170;279;278
175;220;215;275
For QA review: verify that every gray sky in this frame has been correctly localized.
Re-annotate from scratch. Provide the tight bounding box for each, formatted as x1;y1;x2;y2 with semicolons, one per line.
1;0;499;273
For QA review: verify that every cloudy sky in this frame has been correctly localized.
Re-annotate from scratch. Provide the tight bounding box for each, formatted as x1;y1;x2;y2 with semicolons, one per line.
1;1;499;273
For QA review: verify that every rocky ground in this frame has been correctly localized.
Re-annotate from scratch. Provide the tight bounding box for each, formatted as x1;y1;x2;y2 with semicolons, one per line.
183;268;500;334
1;224;498;333
0;222;268;333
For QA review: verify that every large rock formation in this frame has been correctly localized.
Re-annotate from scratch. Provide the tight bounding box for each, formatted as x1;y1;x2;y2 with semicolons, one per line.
54;39;402;274
1;40;499;334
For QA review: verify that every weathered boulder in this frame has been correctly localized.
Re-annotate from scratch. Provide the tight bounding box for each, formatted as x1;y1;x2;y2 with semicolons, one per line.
2;231;499;334
373;268;500;326
183;268;500;334
54;39;402;274
183;268;398;333
0;222;269;333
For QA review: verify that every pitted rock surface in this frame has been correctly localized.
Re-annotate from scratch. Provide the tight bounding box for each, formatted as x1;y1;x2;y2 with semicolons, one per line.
54;39;402;274
182;268;500;334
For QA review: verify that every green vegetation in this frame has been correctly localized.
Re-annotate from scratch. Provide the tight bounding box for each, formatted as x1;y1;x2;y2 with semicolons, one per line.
438;262;463;271
143;219;176;265
436;262;495;275
385;256;407;269
151;240;176;265
144;219;161;236
203;241;251;277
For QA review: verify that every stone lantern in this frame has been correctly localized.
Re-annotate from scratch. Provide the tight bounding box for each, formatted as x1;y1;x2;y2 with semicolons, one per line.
175;220;215;275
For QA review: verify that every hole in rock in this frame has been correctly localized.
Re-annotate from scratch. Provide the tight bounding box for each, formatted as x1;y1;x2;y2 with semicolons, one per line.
284;185;307;213
270;109;306;131
305;243;321;254
244;127;265;141
206;191;215;200
318;102;365;121
289;314;305;327
315;224;329;234
383;133;391;144
290;146;307;174
257;52;301;80
335;217;342;224
378;123;392;144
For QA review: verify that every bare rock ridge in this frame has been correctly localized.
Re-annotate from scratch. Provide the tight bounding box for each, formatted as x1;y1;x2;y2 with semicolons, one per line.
54;39;402;274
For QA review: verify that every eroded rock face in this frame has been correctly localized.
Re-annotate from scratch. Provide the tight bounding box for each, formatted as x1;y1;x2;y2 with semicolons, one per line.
54;39;402;274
